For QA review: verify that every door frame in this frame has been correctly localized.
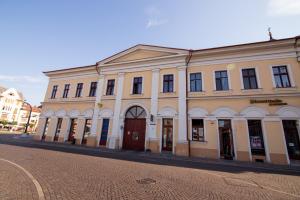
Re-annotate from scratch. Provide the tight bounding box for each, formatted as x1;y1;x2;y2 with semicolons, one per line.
122;118;146;151
280;119;300;164
160;117;175;153
217;118;236;160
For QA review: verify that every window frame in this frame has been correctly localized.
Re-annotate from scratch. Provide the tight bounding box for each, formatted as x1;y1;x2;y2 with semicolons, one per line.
241;68;259;90
189;72;203;92
62;84;70;98
132;77;143;95
51;85;58;99
271;65;292;88
75;83;83;97
214;70;229;91
191;118;205;142
89;81;98;97
106;79;115;96
162;74;174;93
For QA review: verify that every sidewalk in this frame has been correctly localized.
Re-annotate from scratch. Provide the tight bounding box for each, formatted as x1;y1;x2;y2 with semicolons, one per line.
2;134;300;175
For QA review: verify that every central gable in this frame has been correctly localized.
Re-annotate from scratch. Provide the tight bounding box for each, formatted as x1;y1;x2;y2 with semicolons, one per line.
98;44;188;65
110;49;176;63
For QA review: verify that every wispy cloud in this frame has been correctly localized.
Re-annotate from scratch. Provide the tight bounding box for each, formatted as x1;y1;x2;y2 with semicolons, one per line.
145;5;168;28
0;75;46;83
267;0;300;16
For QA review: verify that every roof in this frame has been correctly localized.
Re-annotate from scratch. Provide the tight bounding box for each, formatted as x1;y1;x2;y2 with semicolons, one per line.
0;86;24;100
43;64;97;75
0;86;7;95
22;104;42;113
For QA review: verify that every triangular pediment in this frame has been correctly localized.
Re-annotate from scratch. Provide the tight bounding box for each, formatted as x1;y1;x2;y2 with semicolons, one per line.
99;44;188;65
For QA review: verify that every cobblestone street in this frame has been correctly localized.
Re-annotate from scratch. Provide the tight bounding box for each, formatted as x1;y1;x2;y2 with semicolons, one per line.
0;135;300;200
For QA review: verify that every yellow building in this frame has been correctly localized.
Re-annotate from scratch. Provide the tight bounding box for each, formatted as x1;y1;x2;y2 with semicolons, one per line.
36;36;300;165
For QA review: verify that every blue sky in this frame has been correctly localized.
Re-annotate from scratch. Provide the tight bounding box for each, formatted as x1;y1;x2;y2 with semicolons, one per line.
0;0;300;105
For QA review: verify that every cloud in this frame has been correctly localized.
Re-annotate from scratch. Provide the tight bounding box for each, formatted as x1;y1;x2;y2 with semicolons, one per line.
0;75;46;83
145;5;168;28
267;0;300;16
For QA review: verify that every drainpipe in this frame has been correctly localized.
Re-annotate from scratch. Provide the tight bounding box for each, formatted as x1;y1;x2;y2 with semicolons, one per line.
185;50;193;157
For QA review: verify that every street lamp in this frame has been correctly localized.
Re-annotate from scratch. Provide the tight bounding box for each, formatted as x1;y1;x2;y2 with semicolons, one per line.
23;100;32;135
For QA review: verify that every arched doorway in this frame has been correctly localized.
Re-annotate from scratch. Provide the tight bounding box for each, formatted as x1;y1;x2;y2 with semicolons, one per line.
123;106;147;151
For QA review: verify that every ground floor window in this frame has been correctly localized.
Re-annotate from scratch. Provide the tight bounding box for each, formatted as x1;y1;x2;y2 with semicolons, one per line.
54;118;62;141
82;119;92;144
247;120;265;156
192;119;204;142
218;119;234;159
68;118;78;142
42;118;50;140
100;119;110;146
162;118;173;151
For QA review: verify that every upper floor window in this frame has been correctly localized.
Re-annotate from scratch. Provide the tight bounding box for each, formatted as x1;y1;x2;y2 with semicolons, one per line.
75;83;83;97
89;82;97;97
272;66;291;88
163;74;174;93
106;79;115;95
62;84;70;98
51;85;58;99
132;77;143;94
242;68;258;89
190;73;202;92
215;70;229;91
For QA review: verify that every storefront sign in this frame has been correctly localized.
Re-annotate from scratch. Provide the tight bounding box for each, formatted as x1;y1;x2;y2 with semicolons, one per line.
250;99;287;106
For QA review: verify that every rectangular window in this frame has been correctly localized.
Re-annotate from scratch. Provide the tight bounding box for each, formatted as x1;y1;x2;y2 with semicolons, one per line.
215;71;229;91
272;66;291;88
89;82;97;97
190;73;202;92
62;84;70;98
163;74;174;93
106;79;115;95
54;118;63;141
51;85;58;99
75;83;83;97
42;118;50;140
132;77;143;94
192;119;204;142
100;119;110;146
242;68;258;89
247;120;265;156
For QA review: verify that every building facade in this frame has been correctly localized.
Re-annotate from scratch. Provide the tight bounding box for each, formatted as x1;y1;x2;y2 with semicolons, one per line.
16;105;41;132
0;87;24;124
36;36;300;165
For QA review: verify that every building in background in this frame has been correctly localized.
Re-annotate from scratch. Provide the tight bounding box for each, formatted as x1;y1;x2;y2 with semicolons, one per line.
0;86;24;126
16;105;42;132
36;36;300;165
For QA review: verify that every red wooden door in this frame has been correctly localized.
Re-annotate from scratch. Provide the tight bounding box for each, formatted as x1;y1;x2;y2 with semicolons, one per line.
123;118;146;151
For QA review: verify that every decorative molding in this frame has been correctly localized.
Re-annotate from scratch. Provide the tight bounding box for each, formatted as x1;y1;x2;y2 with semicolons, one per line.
211;107;237;118
98;108;114;118
68;109;80;118
55;109;66;117
158;106;177;117
276;106;300;118
82;109;94;118
188;107;208;118
240;106;269;118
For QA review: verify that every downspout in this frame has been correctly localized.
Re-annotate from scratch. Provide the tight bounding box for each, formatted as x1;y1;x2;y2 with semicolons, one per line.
185;50;193;157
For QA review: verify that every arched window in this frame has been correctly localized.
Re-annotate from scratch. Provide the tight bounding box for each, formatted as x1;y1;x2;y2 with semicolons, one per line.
125;106;146;119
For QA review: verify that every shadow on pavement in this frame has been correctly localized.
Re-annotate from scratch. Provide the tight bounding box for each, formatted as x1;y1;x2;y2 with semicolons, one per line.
1;134;299;176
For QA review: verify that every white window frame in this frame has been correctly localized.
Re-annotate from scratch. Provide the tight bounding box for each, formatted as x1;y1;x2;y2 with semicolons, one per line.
269;64;295;88
161;73;176;93
240;67;261;90
188;72;204;92
131;76;144;95
213;70;231;91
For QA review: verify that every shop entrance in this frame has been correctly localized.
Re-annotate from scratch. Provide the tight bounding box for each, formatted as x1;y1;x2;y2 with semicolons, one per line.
283;120;300;160
218;119;235;160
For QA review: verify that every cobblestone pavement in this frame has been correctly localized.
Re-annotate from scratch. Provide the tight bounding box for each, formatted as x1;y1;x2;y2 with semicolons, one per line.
0;135;300;199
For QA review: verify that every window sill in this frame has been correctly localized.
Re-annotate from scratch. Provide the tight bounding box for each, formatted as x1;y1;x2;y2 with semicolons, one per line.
241;88;263;93
188;91;206;95
191;140;207;144
212;89;233;94
130;93;144;96
273;86;297;91
160;92;176;94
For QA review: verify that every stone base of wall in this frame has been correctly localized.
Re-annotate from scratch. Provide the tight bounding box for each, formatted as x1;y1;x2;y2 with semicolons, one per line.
237;151;251;162
270;153;288;165
190;148;218;159
175;142;189;156
148;139;160;153
58;137;65;143
86;135;97;147
45;135;54;142
33;134;41;141
75;138;82;145
251;155;266;163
